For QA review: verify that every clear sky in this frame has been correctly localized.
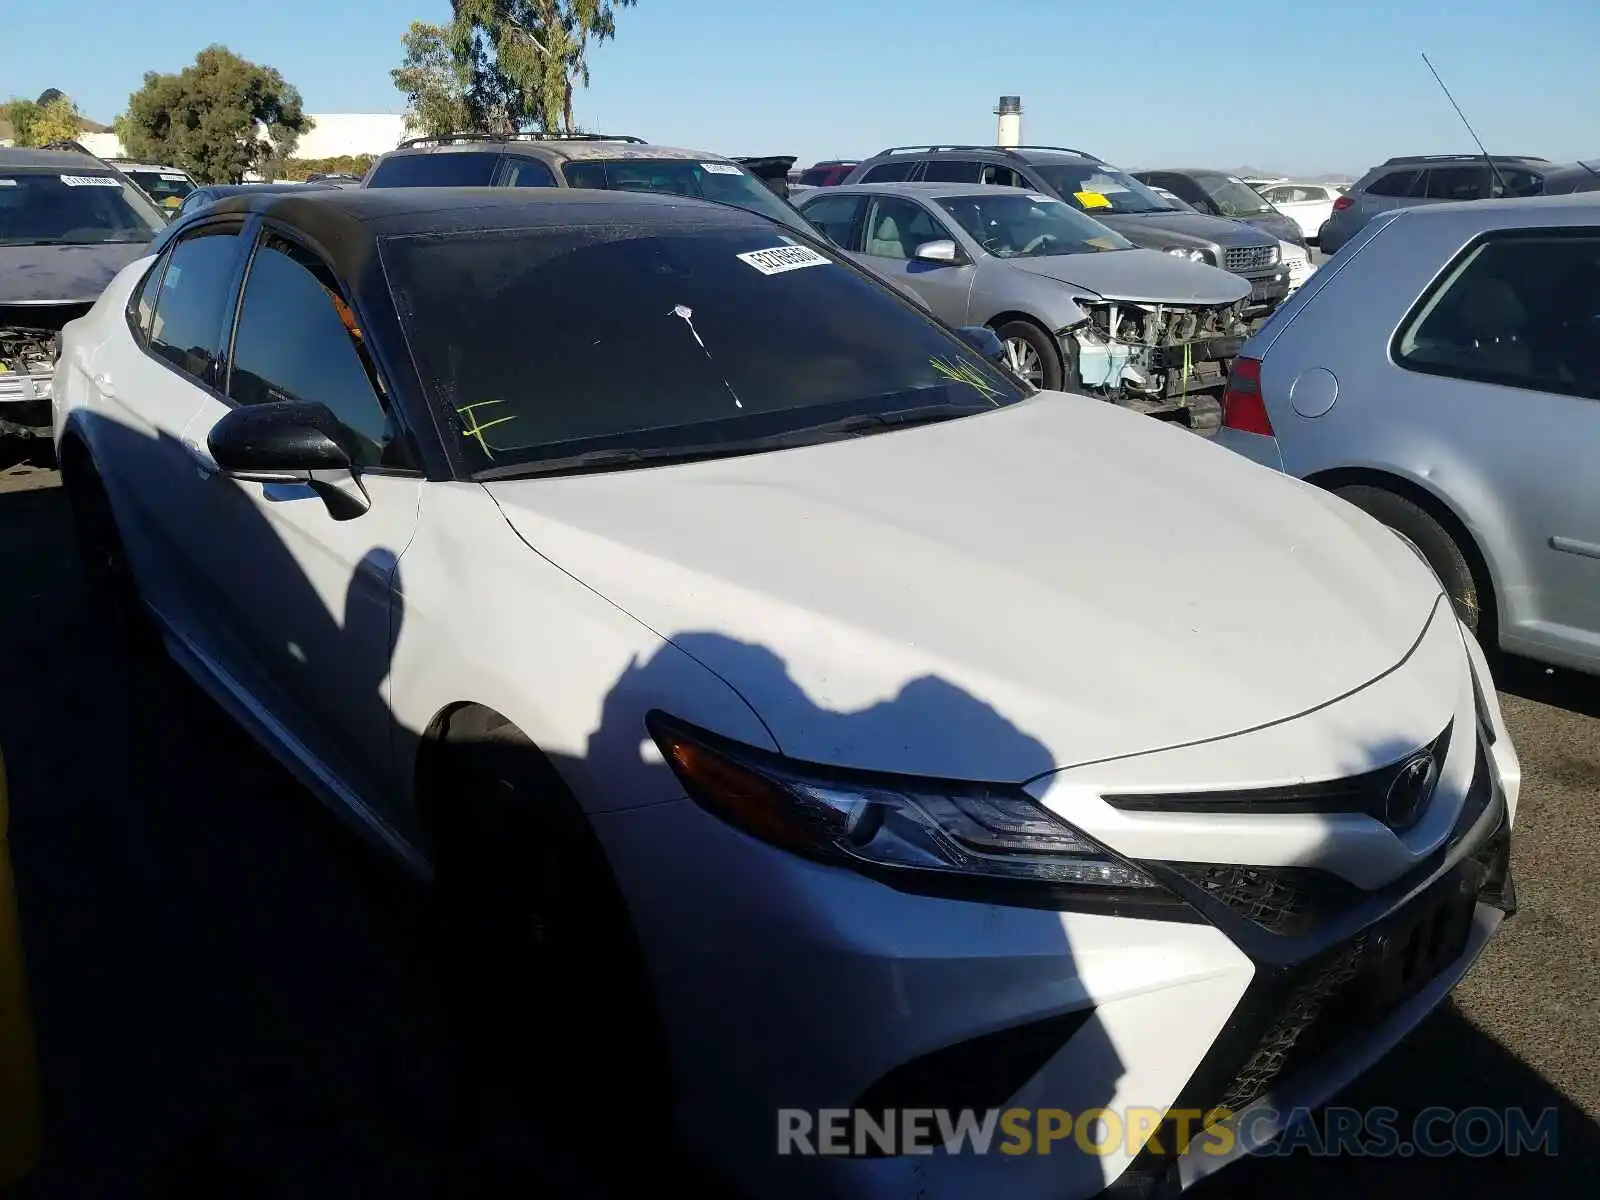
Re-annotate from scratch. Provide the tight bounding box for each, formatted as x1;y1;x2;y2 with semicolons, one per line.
8;0;1597;175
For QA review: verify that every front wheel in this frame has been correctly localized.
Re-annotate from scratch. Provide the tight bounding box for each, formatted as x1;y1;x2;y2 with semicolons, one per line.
994;320;1065;392
64;464;154;648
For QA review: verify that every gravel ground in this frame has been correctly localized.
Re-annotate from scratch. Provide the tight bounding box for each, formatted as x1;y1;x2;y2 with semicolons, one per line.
1;461;1596;1198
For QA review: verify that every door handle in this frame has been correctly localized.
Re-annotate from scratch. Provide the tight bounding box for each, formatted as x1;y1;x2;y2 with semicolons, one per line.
183;438;218;478
93;373;115;400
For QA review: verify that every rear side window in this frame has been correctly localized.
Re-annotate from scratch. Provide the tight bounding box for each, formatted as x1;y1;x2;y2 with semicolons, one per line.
366;152;502;187
504;157;557;188
227;234;403;467
1365;169;1421;197
859;161;916;183
922;160;982;183
800;192;865;249
980;164;1026;188
1393;229;1600;401
1423;166;1488;201
147;225;242;384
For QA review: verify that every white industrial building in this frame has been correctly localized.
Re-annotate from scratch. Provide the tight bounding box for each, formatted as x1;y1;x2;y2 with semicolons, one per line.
68;113;413;163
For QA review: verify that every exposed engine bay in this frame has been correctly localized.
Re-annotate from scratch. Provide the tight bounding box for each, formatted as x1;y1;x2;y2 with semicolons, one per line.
0;318;67;438
1071;298;1250;415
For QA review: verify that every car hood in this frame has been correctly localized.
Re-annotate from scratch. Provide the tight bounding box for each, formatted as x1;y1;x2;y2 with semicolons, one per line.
485;396;1442;782
0;242;153;306
1007;248;1249;306
1098;209;1277;249
1239;211;1303;243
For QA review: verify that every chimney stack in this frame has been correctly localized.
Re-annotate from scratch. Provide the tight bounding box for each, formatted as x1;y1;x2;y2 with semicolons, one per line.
995;95;1022;148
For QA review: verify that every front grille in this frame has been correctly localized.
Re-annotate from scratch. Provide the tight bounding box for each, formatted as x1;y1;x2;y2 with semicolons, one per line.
1165;862;1356;938
1224;245;1276;273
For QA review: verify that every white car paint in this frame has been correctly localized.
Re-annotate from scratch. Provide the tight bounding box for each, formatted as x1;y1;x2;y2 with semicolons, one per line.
54;240;1518;1200
1278;239;1317;291
1258;182;1346;243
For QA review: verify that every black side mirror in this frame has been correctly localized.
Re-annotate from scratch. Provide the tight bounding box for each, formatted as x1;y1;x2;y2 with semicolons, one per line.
955;325;1005;363
207;400;370;520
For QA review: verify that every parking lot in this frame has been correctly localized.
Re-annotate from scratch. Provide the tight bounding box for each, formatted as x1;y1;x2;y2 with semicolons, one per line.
2;457;1597;1197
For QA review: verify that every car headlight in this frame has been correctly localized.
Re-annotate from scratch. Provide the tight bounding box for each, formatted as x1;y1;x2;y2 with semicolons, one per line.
1166;247;1206;263
648;711;1168;901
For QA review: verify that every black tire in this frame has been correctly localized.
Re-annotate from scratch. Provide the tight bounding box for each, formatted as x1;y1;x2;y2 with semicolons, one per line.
1334;484;1489;636
994;319;1065;392
427;713;672;1144
63;462;156;649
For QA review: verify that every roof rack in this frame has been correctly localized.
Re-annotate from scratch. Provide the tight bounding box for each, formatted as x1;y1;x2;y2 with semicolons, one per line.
1382;153;1550;166
872;143;1102;162
396;130;647;149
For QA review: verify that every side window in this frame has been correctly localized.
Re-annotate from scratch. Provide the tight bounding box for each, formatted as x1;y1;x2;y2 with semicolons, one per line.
131;257;167;341
1425;166;1489;201
859;160;916;183
800;193;865;250
862;197;949;261
504;157;557;188
1261;186;1292;203
1394;230;1600;400
980;164;1024;188
227;234;405;469
922;160;982;183
1365;169;1421;197
366;151;502;187
1494;168;1545;198
147;225;243;384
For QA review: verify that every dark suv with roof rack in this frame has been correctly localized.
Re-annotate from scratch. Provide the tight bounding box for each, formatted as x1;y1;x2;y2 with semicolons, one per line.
842;144;1290;319
1316;153;1566;254
363;131;816;236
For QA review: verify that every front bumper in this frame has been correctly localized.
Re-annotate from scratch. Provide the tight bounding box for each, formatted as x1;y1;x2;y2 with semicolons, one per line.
0;376;53;438
1239;269;1291;319
594;631;1516;1200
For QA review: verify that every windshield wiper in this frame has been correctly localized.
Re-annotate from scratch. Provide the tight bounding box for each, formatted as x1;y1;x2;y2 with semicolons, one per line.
473;403;996;481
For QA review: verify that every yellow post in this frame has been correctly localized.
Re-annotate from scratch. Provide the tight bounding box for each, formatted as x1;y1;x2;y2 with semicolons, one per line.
0;749;42;1185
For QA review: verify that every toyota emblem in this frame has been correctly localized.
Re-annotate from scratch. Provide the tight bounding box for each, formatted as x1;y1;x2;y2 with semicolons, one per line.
1384;752;1439;831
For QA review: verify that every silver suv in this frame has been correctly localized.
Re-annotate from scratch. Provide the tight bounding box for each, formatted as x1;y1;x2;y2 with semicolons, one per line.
1316;154;1552;254
363;131;815;236
842;145;1289;319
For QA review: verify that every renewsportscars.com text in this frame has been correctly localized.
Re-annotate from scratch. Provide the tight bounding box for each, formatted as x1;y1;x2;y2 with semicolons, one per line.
777;1105;1560;1158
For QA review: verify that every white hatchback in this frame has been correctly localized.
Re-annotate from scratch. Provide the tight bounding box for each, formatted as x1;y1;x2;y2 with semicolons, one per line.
51;186;1517;1199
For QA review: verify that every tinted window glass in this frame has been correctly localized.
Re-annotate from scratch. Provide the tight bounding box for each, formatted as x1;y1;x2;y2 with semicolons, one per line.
980;164;1024;188
133;258;164;339
1395;230;1600;400
148;226;241;382
1365;169;1421;197
0;170;166;246
799;193;864;249
505;157;557;187
1032;164;1176;214
1191;173;1274;216
381;223;1026;476
862;197;949;260
859;161;916;183
228;235;398;466
1424;165;1488;201
1493;168;1544;198
561;158;813;234
367;152;502;187
124;169;195;213
937;193;1132;256
922;160;982;183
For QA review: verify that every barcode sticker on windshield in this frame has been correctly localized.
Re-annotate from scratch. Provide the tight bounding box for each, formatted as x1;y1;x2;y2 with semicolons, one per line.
737;244;831;275
160;173;188;181
60;174;121;188
0;179;15;187
700;162;743;175
1027;194;1053;203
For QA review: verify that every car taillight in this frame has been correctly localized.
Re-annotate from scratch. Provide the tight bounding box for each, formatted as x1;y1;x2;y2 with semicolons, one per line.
1222;356;1275;436
1331;194;1353;212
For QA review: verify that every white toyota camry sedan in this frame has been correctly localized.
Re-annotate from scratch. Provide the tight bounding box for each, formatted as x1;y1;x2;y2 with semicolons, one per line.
51;187;1519;1199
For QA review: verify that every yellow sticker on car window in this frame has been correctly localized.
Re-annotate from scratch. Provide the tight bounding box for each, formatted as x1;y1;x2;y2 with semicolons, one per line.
1087;236;1119;250
1075;191;1112;209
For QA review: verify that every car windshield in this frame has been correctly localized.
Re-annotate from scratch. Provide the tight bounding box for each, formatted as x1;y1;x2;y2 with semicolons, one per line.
123;169;196;213
562;158;817;236
937;192;1132;257
381;223;1027;478
1033;164;1178;215
0;170;166;246
1191;173;1274;217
